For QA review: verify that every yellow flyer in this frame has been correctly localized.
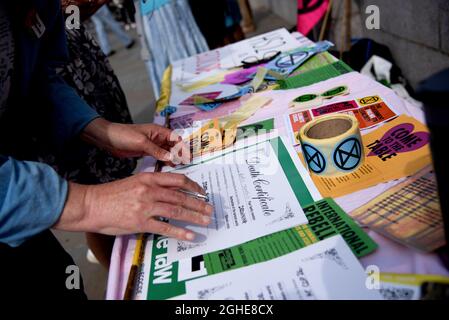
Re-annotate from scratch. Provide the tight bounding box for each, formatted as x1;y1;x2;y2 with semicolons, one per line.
307;115;432;197
186;119;223;157
378;273;449;300
362;115;431;179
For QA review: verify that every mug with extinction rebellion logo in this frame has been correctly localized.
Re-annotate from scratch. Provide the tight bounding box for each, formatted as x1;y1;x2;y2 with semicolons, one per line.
298;114;365;177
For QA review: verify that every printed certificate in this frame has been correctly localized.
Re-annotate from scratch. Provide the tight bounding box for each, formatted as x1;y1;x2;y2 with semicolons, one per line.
182;235;382;300
164;135;321;262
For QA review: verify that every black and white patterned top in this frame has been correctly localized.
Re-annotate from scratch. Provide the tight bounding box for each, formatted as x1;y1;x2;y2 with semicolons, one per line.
36;24;137;184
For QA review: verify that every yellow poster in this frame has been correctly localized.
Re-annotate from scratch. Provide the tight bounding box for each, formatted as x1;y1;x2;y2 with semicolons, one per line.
307;115;432;197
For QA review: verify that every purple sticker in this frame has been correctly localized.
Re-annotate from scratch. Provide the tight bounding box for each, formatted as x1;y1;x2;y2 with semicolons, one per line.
179;91;222;105
367;123;429;156
222;65;263;85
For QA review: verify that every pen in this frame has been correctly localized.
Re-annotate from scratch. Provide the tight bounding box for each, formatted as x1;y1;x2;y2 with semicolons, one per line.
123;113;170;300
178;188;209;201
123;233;147;300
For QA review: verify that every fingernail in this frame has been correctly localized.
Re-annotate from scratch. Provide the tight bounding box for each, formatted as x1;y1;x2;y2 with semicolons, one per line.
202;215;211;224
186;232;195;241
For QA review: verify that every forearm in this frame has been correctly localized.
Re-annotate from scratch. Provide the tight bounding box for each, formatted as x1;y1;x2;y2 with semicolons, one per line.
80;117;115;151
79;118;145;158
45;73;100;147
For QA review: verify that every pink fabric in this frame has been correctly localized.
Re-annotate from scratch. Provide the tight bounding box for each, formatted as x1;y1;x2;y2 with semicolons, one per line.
297;0;329;36
106;235;135;300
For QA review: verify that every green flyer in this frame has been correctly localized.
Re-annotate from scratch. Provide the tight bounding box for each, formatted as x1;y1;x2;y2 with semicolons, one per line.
204;198;377;274
142;198;377;300
236;118;274;140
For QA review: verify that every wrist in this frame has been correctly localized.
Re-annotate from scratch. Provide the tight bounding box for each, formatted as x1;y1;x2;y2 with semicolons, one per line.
80;118;113;149
53;182;92;232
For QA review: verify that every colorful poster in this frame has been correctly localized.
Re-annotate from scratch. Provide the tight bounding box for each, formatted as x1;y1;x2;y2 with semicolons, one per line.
350;166;445;252
286;110;313;144
341;102;396;129
285;96;397;146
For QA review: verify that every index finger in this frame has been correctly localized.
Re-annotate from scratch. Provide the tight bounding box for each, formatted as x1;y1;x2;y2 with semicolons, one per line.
150;172;205;195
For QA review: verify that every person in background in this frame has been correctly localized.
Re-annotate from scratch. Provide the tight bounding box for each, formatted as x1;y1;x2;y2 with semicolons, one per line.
136;0;209;98
222;0;245;45
91;2;135;56
0;0;212;299
188;0;244;49
113;0;136;30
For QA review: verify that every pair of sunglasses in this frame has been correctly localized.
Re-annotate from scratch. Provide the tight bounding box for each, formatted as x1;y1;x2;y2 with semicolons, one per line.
289;85;350;109
241;51;282;69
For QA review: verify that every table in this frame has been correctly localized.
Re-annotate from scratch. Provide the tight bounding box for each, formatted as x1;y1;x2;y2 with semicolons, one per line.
105;32;449;300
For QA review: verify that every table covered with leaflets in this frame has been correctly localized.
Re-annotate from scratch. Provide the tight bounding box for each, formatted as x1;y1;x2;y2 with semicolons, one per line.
106;29;449;300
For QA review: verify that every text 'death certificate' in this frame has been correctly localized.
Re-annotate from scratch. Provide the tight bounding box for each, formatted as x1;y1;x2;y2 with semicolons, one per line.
182;235;382;300
166;136;320;262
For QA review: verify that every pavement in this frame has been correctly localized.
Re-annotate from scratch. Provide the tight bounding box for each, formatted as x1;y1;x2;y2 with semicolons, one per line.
54;3;290;300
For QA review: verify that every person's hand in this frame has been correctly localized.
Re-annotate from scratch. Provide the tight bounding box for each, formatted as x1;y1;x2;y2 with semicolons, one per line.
54;172;214;241
81;118;190;165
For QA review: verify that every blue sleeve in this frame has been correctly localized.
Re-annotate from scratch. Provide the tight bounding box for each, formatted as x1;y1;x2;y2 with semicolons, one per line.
40;0;99;148
45;70;100;148
0;155;68;247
